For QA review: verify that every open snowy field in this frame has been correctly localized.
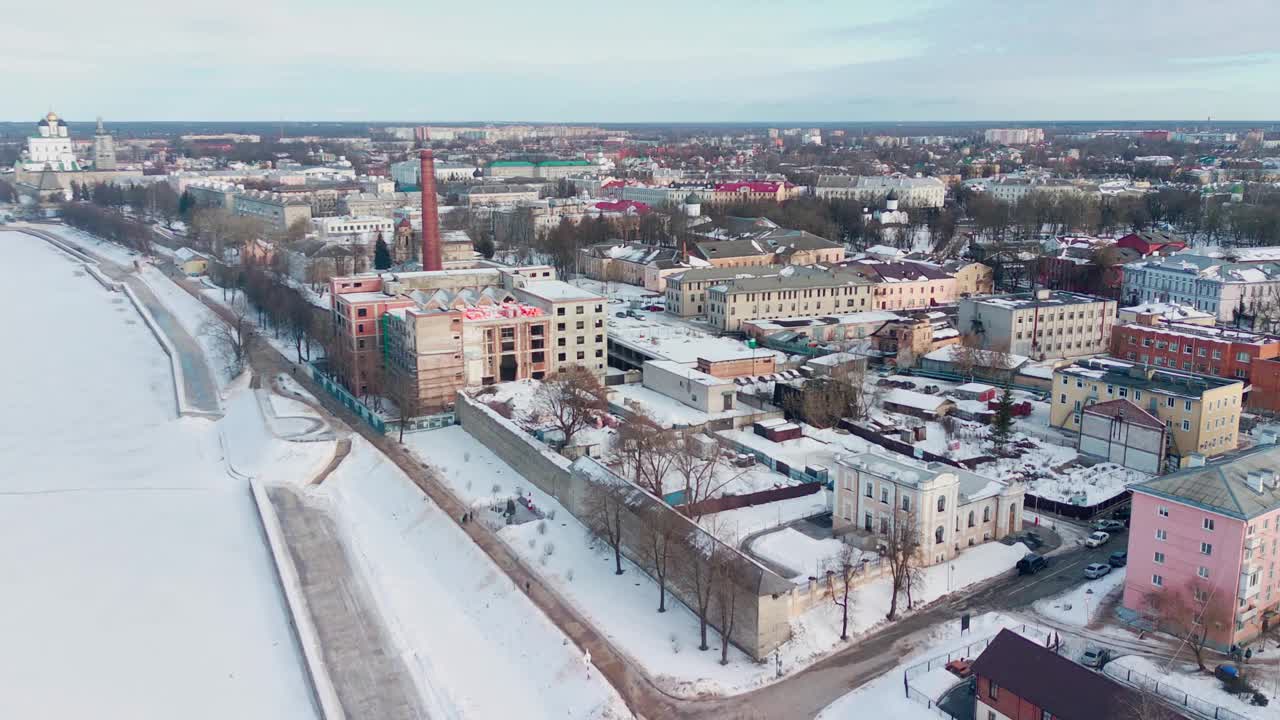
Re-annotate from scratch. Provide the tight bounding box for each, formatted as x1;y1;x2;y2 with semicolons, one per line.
0;231;318;719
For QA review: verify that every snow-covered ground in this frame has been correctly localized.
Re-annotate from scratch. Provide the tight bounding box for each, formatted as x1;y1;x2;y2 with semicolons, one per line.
315;437;632;719
1107;655;1276;720
750;528;862;583
569;277;661;303
817;612;1051;720
37;222;146;266
0;231;318;719
701;490;832;542
135;264;237;386
407;420;1033;697
1034;568;1127;626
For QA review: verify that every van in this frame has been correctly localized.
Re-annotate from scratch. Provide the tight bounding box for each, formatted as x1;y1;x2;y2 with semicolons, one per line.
1016;553;1049;575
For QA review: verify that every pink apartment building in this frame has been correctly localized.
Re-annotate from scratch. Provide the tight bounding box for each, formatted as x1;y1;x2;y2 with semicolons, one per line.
1123;443;1280;650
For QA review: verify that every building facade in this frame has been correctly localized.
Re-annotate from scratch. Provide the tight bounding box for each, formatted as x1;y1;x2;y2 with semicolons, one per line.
958;290;1117;360
813;175;946;208
706;269;875;332
834;452;1024;566
1050;359;1244;465
1121;254;1280;323
1123;444;1280;651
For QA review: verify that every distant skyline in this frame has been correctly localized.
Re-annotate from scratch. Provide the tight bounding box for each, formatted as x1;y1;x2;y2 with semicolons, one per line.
6;0;1280;123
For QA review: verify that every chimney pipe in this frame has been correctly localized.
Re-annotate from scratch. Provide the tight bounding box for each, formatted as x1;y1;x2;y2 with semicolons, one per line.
419;143;442;271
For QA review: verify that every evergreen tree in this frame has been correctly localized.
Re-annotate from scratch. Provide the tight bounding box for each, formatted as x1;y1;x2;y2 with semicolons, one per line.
991;386;1015;453
373;234;392;270
178;190;195;219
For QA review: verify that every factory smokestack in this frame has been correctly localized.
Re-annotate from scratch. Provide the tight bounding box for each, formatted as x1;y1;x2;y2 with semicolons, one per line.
419;145;442;271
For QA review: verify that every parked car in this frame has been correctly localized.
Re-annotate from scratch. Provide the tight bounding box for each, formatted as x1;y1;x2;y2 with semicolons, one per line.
1021;531;1043;548
1017;553;1049;575
1085;531;1111;548
1084;563;1112;579
615;311;627;318
944;659;973;678
1108;551;1128;568
1081;647;1111;668
1092;519;1125;532
643;304;665;312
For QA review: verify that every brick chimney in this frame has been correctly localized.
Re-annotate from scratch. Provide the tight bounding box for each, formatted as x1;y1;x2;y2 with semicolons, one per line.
419;146;442;271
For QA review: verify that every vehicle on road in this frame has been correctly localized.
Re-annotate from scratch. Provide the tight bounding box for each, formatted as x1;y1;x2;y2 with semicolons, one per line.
1092;519;1125;532
1017;553;1049;575
1085;531;1111;548
1084;563;1112;579
643;304;665;312
1019;531;1043;549
615;311;627;318
1081;647;1111;668
1108;551;1127;567
944;659;973;678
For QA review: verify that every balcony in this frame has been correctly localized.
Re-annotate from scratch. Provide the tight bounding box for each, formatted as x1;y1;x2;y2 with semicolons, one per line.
1239;572;1261;600
1244;534;1262;551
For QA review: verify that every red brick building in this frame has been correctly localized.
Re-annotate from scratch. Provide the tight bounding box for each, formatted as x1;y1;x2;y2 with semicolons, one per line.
1110;317;1280;410
1116;230;1187;256
972;630;1177;720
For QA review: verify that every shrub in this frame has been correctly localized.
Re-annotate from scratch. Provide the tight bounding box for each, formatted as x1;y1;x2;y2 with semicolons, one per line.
543;543;555;557
537;520;547;535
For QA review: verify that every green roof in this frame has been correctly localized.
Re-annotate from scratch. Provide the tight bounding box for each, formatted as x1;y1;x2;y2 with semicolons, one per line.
489;160;535;167
537;160;591;167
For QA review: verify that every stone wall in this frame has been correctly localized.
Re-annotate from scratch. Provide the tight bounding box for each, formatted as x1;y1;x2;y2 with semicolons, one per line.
455;391;795;659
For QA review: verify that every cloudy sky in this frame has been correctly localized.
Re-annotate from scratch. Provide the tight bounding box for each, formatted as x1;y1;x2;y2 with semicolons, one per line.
5;0;1279;122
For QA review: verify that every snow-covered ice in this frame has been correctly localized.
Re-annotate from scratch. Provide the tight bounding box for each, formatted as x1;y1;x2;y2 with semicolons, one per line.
0;230;318;719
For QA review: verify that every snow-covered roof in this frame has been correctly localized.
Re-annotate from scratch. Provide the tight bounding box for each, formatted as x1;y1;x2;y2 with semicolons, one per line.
881;388;951;411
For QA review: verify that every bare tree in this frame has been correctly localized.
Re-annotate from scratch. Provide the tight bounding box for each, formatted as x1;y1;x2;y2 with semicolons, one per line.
671;432;739;521
951;335;983;381
825;543;859;641
884;509;923;621
534;366;608;446
387;369;422;443
614;410;677;497
1147;580;1230;672
200;295;255;377
673;529;716;651
584;479;629;576
639;503;681;612
711;534;741;665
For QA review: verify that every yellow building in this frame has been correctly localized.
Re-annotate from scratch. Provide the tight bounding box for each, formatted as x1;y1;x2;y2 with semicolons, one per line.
1050;359;1244;465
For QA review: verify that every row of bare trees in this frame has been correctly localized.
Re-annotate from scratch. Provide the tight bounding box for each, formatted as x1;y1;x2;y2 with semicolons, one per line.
60;201;154;255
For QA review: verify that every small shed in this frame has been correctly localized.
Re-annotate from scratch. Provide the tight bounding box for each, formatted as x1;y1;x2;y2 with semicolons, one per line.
880;388;955;420
174;247;211;276
952;382;997;402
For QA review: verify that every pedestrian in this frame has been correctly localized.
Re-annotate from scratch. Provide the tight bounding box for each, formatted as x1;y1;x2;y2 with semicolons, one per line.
460;513;465;524
525;581;530;593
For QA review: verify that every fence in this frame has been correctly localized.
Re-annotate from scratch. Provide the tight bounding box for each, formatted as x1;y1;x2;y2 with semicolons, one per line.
1023;488;1132;521
308;362;387;434
676;482;821;517
1103;663;1248;720
386;412;457;435
716;435;833;485
901;623;1051;719
839;420;964;469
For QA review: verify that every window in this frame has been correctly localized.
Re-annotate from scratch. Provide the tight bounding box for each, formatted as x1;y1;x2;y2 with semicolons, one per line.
1119;387;1128;398
356;307;368;318
989;681;999;700
1156;529;1167;540
1201;542;1213;556
1158;506;1169;517
935;526;944;544
937;496;946;512
968;511;975;528
902;496;911;512
575;305;584;315
1194;588;1210;603
1198;566;1210;579
1237;351;1251;363
1166;397;1175;408
1182;420;1191;431
881;488;889;504
556;307;565;316
1185;400;1192;412
865;482;873;498
1154;551;1165;563
1204;517;1215;531
1153;574;1164;587
983;506;991;522
1060;393;1067;404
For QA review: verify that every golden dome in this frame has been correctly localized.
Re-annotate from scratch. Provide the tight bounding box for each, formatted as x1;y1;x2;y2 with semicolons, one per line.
45;111;59;122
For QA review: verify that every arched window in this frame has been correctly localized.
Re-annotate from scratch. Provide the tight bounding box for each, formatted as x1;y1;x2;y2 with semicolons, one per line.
983;506;991;523
935;526;945;544
937;495;946;512
968;511;976;528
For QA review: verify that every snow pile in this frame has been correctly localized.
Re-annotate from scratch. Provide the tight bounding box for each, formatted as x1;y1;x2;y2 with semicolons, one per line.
751;528;858;582
1034;568;1127;626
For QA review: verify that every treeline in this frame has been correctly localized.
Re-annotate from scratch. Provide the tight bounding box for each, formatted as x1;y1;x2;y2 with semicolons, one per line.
69;180;179;224
60;202;154;254
213;260;331;364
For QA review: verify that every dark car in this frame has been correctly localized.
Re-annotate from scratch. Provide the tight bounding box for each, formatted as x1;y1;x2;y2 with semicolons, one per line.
1108;551;1128;567
1017;553;1049;575
1092;519;1126;533
1021;531;1044;549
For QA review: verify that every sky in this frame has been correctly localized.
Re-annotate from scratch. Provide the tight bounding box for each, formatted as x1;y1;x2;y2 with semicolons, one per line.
5;0;1280;123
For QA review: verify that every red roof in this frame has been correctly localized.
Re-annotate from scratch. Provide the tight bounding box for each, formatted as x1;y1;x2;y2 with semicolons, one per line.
594;200;651;214
714;181;792;193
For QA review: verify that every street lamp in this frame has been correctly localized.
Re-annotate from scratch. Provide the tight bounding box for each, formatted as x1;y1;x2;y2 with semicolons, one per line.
1084;587;1094;624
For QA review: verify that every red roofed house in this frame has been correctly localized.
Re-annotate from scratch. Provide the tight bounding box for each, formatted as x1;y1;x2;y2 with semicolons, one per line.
972;629;1180;720
1116;230;1187;257
592;199;651;216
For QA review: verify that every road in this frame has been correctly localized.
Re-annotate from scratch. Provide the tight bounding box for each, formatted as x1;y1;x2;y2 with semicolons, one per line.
160;264;1157;719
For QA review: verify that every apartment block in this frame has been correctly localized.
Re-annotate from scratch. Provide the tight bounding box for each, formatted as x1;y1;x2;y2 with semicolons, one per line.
1050;359;1244;465
1124;443;1280;651
705;268;874;332
958;290;1116;360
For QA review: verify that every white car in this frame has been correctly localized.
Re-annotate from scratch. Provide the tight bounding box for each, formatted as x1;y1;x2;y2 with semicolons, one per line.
1085;531;1110;548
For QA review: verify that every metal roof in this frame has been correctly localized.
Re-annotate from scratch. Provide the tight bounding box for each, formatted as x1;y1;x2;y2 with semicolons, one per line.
1134;443;1280;520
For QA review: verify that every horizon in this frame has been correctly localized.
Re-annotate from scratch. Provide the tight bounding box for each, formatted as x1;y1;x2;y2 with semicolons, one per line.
6;0;1279;122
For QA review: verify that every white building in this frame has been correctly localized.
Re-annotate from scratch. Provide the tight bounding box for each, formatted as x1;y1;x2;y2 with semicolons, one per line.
641;360;737;414
1121;254;1280;322
984;128;1044;145
21;111;79;171
985;176;1089;205
814;175;946;209
834;452;1024;566
312;216;395;244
